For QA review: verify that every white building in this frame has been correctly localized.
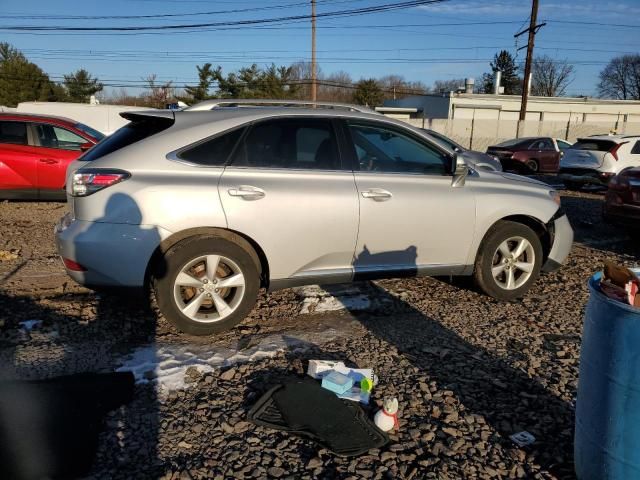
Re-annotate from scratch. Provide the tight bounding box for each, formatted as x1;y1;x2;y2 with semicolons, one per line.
381;93;640;125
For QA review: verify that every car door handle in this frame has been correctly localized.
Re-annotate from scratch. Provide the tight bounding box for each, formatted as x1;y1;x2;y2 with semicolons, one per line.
361;189;392;201
39;158;58;164
228;186;265;200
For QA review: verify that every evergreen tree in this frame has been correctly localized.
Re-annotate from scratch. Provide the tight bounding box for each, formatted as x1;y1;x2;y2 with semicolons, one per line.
352;78;384;106
184;63;214;102
0;42;57;107
481;50;521;95
63;69;103;103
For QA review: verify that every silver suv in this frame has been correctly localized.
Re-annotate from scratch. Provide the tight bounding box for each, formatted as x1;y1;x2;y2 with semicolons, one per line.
55;101;573;335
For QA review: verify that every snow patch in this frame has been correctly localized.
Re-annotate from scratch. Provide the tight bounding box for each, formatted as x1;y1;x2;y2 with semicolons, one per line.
117;331;343;393
20;320;42;331
296;285;371;314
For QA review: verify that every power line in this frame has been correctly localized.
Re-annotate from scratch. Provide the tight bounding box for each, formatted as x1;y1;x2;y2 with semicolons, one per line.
0;0;450;32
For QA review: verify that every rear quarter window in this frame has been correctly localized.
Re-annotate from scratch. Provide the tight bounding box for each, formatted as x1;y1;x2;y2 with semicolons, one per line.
82;119;172;161
0;121;28;145
177;128;244;166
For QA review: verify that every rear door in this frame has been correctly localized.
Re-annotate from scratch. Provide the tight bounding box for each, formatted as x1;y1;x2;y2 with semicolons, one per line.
0;120;39;198
31;123;87;198
529;138;558;172
218;117;359;283
344;119;476;276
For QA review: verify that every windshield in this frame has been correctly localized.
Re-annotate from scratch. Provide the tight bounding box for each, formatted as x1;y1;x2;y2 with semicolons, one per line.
425;129;464;152
74;122;105;142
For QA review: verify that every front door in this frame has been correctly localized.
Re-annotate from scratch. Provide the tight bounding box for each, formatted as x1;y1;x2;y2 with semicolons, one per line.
344;120;476;277
218;117;359;283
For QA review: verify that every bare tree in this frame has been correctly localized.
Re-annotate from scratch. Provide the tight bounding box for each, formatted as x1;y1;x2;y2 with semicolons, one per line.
318;71;353;102
378;74;428;100
530;56;574;97
432;78;466;94
597;54;640;100
144;74;176;108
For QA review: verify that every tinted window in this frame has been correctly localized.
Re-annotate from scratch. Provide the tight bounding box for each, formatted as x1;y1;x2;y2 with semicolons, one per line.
34;124;86;150
74;122;105;141
178;128;244;166
572;139;616;152
528;138;554;151
231;119;339;170
349;122;448;175
631;141;640;155
82;119;172;161
0;121;27;145
497;138;527;148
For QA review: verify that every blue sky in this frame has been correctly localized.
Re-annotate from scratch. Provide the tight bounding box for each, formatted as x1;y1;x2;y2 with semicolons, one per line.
1;0;638;97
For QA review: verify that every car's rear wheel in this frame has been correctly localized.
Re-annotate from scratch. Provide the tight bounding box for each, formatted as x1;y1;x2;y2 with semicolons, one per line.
153;235;260;335
474;221;542;301
526;159;539;173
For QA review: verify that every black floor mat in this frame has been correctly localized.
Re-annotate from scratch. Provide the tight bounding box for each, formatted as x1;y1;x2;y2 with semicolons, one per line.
248;378;388;457
0;372;135;480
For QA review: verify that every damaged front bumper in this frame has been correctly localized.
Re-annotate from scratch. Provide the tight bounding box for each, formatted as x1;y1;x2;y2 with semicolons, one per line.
542;211;574;272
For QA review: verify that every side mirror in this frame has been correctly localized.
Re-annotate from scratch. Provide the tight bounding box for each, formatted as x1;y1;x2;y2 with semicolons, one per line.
452;153;469;188
80;142;93;152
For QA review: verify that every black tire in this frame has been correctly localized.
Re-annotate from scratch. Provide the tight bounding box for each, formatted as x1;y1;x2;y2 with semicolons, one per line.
526;159;539;173
152;234;260;336
563;181;581;191
473;221;543;301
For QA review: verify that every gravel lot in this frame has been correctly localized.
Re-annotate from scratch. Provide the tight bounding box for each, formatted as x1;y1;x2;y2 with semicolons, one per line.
1;180;638;480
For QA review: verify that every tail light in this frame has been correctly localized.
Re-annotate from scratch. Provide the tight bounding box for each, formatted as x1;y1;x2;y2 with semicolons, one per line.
609;142;628;161
71;169;130;197
62;258;87;272
608;174;630;191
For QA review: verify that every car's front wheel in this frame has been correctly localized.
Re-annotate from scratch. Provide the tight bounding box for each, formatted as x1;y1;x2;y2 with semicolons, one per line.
474;221;543;301
153;235;260;335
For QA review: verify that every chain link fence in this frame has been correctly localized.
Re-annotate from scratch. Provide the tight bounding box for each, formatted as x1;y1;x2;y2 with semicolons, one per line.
400;117;640;152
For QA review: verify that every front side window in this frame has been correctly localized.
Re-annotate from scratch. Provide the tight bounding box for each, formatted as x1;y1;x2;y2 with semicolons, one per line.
231;118;340;170
557;139;572;150
74;122;105;142
178;128;244;166
349;122;449;175
34;124;87;150
0;121;28;145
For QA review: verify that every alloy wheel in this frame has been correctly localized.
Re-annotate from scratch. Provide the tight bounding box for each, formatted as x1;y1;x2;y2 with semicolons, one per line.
173;254;245;323
491;236;536;290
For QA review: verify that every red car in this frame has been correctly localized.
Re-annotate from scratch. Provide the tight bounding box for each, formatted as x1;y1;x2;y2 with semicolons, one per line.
0;113;104;200
486;137;572;174
604;167;640;237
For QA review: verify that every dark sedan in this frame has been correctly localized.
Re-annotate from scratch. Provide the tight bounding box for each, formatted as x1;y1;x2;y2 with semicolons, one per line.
487;137;572;174
604;167;640;237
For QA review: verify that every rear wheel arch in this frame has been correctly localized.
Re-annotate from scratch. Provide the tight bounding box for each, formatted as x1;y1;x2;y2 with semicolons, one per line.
145;227;268;288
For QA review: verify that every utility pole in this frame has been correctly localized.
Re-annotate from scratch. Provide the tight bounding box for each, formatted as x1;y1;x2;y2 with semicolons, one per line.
515;0;545;122
311;0;317;102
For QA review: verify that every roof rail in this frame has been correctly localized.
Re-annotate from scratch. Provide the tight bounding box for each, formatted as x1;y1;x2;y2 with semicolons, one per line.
184;98;377;114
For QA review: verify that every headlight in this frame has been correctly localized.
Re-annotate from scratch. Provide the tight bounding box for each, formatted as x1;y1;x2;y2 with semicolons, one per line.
549;190;561;206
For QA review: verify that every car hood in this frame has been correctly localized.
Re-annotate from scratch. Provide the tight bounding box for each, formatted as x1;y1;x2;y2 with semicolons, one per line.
497;171;550;188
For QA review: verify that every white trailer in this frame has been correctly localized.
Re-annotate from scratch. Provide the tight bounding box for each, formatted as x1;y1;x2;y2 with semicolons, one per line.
15;102;155;135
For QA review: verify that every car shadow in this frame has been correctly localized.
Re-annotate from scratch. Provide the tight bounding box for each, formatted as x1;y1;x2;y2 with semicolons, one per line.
0;192;165;479
320;245;575;478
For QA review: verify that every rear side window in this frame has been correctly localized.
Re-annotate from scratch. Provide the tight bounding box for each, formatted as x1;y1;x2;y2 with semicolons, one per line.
528;138;554;151
0;121;27;145
230;118;340;170
177;128;244;166
573;139;616;151
82;119;172;161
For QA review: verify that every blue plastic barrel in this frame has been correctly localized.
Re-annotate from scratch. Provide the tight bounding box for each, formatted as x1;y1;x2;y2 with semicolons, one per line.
575;271;640;479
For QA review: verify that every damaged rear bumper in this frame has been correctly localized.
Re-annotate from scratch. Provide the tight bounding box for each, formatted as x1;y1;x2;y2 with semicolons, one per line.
542;212;573;272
